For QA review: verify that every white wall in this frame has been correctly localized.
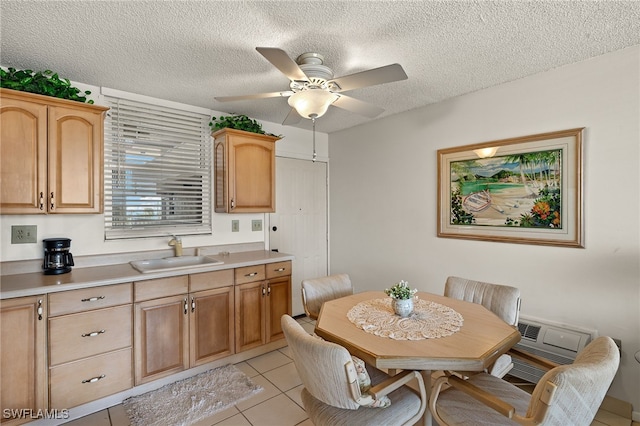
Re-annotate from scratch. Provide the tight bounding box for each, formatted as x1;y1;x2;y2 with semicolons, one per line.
329;46;640;412
0;83;328;262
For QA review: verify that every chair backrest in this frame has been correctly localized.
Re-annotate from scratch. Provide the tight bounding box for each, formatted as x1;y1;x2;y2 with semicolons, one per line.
527;336;620;425
444;276;520;326
281;314;360;410
301;273;354;320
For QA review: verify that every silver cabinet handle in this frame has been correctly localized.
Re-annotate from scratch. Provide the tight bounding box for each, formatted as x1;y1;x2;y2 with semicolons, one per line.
245;272;258;277
39;192;44;210
267;285;271;296
82;374;105;384
37;299;43;321
262;285;266;296
274;268;285;272
191;297;195;313
50;192;55;210
81;329;106;338
81;296;105;303
184;298;188;315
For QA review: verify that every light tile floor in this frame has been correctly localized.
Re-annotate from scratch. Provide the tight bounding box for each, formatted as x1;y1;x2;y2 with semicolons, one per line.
64;315;636;426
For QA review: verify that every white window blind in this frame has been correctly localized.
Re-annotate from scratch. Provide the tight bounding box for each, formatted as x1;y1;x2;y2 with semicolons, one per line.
104;96;212;239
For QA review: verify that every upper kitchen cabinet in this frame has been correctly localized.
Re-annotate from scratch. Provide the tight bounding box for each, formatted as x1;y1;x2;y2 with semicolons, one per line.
213;128;279;213
0;88;109;214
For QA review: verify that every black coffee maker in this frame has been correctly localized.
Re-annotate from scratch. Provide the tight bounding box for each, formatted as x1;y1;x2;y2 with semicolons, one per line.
43;238;74;275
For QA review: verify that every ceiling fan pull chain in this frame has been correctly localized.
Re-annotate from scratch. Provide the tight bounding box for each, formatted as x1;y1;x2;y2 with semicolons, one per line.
312;117;317;163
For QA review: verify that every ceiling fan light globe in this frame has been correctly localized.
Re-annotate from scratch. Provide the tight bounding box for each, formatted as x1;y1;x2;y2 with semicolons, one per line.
473;147;499;158
288;90;338;119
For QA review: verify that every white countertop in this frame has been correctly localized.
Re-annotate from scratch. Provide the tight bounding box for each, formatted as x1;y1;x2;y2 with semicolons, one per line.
0;250;294;300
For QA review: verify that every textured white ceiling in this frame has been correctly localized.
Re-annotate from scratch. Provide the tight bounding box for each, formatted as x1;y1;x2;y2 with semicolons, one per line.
1;1;639;133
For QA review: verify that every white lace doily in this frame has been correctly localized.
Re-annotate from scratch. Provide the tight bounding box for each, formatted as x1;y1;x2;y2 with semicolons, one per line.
346;298;464;340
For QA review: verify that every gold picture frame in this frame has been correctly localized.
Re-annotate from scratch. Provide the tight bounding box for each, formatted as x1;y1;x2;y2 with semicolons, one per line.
437;128;584;248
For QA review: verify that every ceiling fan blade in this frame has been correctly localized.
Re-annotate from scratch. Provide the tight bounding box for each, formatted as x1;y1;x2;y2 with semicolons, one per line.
332;94;385;118
329;63;408;92
282;108;302;125
215;91;293;102
256;47;309;82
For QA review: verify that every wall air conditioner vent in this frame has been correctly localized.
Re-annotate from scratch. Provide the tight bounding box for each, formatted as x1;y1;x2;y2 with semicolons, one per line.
509;315;597;384
518;322;541;341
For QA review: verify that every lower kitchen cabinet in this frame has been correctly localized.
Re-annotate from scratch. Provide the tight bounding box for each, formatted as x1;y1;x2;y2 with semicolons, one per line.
134;291;189;385
0;295;47;425
235;280;267;352
235;261;292;353
189;286;234;367
265;275;291;342
134;270;235;384
0;258;291;420
49;348;132;409
48;283;133;409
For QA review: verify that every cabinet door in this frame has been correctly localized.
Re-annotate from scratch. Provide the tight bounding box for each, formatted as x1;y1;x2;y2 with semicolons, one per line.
0;98;47;214
229;135;275;212
235;281;266;352
190;287;234;367
0;296;47;422
48;104;104;213
134;295;189;385
266;276;292;343
214;139;227;212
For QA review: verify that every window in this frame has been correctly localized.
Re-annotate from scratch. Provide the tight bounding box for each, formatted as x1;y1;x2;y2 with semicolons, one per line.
104;95;212;239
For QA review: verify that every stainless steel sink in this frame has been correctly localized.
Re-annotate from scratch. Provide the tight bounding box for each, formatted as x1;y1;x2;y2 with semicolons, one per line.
130;256;224;273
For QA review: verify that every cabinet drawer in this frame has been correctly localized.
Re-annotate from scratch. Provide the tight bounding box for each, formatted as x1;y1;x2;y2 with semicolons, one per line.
49;348;132;409
266;261;292;279
190;269;234;292
135;275;188;302
235;264;266;285
49;283;132;316
49;305;132;366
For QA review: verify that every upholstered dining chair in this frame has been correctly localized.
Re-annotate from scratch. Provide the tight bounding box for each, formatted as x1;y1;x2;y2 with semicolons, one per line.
301;273;354;320
281;314;427;426
429;336;620;426
444;276;521;377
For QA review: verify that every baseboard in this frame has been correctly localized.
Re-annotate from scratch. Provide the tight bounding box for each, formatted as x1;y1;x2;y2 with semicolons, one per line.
632;410;640;422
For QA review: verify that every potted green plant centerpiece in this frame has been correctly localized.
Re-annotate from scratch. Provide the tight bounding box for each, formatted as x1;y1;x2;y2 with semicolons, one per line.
385;280;417;317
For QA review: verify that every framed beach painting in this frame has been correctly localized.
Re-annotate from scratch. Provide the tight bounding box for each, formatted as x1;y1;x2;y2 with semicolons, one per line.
437;128;584;248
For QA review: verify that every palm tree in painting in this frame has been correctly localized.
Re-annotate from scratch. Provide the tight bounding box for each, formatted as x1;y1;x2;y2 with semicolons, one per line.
504;152;538;196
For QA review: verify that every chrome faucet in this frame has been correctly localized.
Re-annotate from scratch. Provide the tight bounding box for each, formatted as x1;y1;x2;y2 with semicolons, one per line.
168;236;183;257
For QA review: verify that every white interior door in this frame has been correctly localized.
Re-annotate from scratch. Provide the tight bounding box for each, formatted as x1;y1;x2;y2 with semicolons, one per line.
269;157;328;316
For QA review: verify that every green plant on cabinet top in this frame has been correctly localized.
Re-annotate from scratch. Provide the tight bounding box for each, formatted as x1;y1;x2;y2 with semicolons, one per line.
209;114;281;138
1;67;94;104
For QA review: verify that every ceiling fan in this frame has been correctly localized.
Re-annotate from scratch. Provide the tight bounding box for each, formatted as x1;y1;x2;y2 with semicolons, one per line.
215;47;408;125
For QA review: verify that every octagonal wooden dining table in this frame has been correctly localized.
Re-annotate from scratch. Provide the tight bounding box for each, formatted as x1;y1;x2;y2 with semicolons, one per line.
314;290;521;426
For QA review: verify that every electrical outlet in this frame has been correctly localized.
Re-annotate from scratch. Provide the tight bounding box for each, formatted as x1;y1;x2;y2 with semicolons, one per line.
231;220;239;232
11;225;37;244
251;219;263;232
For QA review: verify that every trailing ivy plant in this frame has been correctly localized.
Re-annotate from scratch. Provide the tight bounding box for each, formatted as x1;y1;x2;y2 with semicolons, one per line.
209;114;280;138
0;67;94;104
